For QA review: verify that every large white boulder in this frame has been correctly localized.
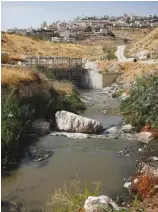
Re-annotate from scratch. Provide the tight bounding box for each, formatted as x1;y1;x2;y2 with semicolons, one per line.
84;195;120;212
55;111;103;134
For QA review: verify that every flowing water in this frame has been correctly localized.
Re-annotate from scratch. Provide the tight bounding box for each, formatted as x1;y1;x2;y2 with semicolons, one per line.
2;89;144;210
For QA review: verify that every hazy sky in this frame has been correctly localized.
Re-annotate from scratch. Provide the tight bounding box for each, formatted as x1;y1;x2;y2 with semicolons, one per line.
1;1;158;29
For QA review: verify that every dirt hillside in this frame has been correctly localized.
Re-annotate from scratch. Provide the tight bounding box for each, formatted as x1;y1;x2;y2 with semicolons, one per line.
1;33;102;61
129;28;158;55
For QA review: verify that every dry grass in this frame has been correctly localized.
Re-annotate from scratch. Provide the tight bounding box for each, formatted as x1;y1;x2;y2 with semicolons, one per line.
1;67;73;94
131;172;158;200
96;60;118;70
78;35;124;47
110;62;158;83
119;62;158;81
1;33;103;61
129;28;158;55
113;28;151;41
1;67;39;85
46;179;101;212
52;80;73;94
95;60;158;84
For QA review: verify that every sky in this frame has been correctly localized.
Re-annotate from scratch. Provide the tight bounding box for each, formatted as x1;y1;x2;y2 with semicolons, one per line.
1;1;158;30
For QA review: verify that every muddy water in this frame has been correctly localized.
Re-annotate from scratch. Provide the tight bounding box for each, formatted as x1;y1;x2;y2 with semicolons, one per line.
2;90;142;210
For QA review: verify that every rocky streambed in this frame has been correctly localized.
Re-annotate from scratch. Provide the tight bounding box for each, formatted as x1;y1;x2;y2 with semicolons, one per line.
1;87;158;211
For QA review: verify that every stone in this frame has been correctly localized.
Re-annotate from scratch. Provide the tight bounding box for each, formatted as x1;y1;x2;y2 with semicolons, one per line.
135;50;150;60
138;162;158;177
120;133;137;140
134;179;139;184
138;148;143;152
31;119;50;135
50;132;90;139
106;126;118;134
101;109;107;114
123;182;131;189
18;61;22;66
136;132;153;143
84;195;120;212
121;124;133;133
55;111;103;134
50;132;108;139
26;146;53;162
118;149;131;157
151;157;158;161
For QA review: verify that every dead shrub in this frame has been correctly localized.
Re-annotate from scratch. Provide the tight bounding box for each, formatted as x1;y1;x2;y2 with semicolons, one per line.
131;172;158;200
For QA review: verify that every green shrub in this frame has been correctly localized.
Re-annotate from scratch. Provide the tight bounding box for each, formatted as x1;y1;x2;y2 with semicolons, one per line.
65;93;86;112
112;90;123;98
2;87;85;167
1;88;33;167
20;88;60;119
120;71;158;130
102;46;117;60
107;51;117;60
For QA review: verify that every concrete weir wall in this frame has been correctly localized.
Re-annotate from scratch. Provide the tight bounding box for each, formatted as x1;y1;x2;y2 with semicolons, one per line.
81;60;119;89
81;69;119;89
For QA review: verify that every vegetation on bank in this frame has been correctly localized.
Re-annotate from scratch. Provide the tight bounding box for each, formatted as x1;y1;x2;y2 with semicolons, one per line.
46;179;147;212
112;90;124;98
46;179;102;212
1;67;85;168
120;71;158;133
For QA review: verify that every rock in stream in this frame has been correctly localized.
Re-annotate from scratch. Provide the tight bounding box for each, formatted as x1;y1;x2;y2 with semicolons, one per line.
25;146;53;162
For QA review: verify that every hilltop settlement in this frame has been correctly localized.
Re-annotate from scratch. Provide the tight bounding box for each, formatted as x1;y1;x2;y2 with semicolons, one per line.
5;13;158;42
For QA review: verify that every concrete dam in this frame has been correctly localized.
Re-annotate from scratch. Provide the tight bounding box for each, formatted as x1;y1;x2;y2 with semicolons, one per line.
6;56;120;89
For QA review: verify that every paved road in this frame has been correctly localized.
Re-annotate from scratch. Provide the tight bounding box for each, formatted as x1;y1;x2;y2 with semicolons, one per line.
115;45;158;64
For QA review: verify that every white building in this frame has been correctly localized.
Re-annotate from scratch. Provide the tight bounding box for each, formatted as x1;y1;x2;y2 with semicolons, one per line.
151;23;158;27
60;30;71;38
99;28;108;35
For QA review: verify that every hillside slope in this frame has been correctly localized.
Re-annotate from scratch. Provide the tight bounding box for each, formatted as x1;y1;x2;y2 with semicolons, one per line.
1;67;73;95
129;28;158;55
1;33;102;61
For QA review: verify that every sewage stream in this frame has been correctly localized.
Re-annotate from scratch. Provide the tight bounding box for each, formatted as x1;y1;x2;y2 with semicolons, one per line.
1;89;147;210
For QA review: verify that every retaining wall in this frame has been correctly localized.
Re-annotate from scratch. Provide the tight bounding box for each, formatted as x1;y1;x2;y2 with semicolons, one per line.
81;69;119;89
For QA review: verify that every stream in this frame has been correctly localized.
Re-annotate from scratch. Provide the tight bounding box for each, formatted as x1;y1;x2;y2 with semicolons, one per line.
1;89;153;211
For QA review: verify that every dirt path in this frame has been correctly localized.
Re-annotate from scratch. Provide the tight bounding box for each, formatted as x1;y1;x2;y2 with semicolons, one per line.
115;45;158;64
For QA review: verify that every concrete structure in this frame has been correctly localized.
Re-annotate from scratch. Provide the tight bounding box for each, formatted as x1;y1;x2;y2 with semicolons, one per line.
24;56;119;89
81;69;119;89
60;30;70;38
99;28;108;35
52;37;75;43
